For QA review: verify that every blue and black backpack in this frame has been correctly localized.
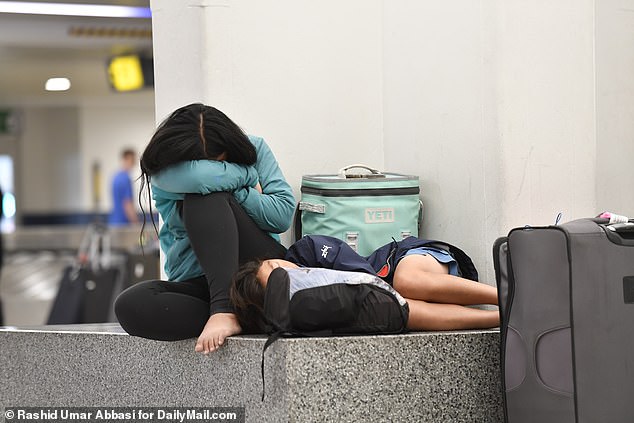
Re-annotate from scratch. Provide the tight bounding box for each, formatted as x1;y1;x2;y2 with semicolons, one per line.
258;265;409;400
263;266;409;337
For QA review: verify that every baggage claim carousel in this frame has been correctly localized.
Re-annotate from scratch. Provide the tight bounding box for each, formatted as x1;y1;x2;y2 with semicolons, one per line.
0;225;159;326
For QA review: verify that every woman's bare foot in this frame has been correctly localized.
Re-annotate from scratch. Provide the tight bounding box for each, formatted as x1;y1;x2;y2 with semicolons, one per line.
195;312;242;354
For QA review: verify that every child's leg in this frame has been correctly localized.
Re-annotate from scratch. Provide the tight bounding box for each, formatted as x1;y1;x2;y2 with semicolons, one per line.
405;298;500;330
393;254;498;306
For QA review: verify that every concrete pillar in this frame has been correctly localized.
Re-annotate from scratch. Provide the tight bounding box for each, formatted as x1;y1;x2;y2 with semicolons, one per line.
149;0;385;250
150;0;232;122
383;1;598;281
150;0;634;280
495;0;597;231
595;0;634;214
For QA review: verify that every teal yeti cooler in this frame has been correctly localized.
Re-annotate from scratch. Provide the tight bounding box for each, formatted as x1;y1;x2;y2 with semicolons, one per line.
295;165;422;256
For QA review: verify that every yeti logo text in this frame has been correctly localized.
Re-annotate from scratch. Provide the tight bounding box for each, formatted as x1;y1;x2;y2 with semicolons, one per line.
320;245;332;258
365;208;395;224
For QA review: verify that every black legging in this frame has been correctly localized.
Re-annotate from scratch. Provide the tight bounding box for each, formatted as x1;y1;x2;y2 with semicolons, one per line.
114;192;287;341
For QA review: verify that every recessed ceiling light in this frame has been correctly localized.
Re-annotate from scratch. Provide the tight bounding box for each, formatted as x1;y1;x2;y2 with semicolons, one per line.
45;77;71;92
0;2;151;18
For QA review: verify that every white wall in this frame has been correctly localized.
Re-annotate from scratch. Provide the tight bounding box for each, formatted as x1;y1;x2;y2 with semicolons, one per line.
223;1;385;178
495;0;597;229
383;1;500;281
151;0;634;280
151;0;385;193
383;0;597;280
595;0;634;215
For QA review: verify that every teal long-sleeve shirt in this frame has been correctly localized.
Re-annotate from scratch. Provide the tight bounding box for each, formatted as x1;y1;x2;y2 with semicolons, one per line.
151;135;295;281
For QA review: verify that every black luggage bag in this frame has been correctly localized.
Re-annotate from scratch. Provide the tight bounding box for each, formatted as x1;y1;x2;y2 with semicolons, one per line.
493;218;634;423
47;224;121;324
47;266;119;324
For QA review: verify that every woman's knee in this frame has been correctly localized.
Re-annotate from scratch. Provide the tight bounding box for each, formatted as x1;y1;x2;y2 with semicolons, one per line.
114;283;145;324
115;279;210;340
183;192;232;209
114;281;165;333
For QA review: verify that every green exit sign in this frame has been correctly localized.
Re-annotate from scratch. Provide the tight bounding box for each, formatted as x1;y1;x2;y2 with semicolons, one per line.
0;109;18;135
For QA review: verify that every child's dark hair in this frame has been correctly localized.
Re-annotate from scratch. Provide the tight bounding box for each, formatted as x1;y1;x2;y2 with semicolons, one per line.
137;103;257;241
230;259;268;333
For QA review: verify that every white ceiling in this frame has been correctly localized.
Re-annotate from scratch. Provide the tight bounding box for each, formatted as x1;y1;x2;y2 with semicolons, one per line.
0;0;153;103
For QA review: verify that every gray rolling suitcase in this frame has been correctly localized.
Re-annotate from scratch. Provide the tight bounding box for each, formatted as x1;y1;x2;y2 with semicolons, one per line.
493;218;634;423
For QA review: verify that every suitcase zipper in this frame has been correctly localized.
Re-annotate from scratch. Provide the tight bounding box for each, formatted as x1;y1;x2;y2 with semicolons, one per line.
301;186;419;197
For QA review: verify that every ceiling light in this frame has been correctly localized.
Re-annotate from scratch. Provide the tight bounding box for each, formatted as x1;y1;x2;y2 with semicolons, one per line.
0;2;151;18
45;77;71;92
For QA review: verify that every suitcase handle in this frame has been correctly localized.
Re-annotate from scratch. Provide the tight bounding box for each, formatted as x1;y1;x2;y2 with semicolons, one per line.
338;164;385;179
601;220;634;246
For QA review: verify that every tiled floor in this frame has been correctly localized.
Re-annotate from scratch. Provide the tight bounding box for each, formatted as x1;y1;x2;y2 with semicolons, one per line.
0;250;74;325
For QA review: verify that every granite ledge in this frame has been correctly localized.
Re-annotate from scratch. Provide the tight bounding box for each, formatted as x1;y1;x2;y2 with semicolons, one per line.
0;324;503;423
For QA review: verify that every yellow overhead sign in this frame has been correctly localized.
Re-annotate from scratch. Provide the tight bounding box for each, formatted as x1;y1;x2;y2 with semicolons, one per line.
108;55;144;92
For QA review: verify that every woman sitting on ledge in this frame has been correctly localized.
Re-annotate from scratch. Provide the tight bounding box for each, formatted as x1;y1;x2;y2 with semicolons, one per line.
230;235;499;337
114;103;294;354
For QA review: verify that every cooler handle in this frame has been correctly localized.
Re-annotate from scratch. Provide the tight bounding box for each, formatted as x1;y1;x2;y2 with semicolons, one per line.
337;164;385;179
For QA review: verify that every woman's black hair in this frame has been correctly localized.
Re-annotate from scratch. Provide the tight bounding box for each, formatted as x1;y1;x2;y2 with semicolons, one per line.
230;259;268;334
137;103;257;241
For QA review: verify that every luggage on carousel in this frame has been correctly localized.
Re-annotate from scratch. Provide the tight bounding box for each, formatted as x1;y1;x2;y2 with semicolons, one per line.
48;223;122;324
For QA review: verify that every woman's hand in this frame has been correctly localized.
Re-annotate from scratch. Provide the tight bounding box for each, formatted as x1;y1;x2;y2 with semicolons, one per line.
254;182;263;193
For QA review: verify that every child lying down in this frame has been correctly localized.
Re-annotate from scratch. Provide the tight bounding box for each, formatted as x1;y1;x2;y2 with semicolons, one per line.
229;235;499;341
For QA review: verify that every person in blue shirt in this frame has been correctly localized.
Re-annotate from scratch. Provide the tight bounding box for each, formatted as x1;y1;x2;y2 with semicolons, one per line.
114;103;295;354
109;149;140;225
